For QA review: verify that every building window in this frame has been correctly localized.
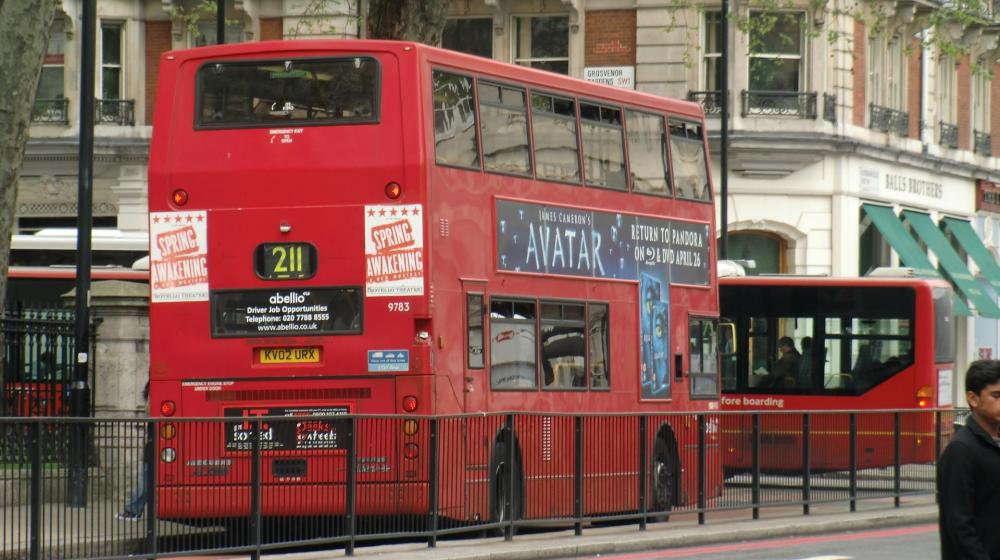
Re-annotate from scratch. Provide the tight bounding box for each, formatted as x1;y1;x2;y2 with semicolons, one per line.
724;232;782;274
937;55;956;124
869;34;905;109
100;23;123;100
442;17;492;58
973;68;990;135
748;12;804;92
703;11;723;91
512;15;569;74
33;22;66;123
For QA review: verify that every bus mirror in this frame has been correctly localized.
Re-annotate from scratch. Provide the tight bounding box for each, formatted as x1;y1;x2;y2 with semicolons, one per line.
720;322;736;354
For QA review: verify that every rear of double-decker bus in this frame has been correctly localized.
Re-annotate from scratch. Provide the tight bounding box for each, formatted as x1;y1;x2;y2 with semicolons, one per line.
148;40;432;519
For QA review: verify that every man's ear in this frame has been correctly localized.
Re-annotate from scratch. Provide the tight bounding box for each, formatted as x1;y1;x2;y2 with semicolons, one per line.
967;390;980;409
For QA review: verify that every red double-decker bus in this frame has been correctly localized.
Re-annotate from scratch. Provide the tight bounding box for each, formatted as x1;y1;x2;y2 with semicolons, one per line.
148;39;721;523
718;273;956;471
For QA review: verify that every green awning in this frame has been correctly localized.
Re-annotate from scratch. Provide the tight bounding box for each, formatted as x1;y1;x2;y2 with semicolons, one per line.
941;217;1000;297
861;204;971;316
902;210;1000;318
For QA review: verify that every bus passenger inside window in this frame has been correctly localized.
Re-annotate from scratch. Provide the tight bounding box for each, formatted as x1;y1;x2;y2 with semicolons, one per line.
581;103;626;190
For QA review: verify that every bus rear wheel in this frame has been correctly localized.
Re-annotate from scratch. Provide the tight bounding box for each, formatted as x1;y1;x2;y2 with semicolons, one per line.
489;440;523;532
651;436;676;520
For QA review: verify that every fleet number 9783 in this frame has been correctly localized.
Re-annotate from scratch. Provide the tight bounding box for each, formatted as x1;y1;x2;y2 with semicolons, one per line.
387;302;410;312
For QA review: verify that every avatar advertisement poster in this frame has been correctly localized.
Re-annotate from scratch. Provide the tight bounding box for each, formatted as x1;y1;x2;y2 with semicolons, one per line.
495;199;710;400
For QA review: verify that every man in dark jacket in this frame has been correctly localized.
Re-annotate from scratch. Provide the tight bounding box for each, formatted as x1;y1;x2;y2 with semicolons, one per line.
938;360;1000;559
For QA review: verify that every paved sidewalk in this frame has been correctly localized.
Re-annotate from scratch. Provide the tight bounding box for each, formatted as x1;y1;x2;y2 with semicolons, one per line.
273;497;938;560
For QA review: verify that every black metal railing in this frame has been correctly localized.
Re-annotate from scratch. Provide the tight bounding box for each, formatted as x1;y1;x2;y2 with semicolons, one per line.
687;91;724;116
96;99;135;126
31;98;69;124
940;121;959;149
869;104;910;137
741;90;817;118
0;409;949;559
975;129;992;156
1;306;97;418
823;93;836;123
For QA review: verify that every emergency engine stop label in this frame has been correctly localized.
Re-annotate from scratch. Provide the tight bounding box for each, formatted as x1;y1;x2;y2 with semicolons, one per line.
150;211;209;303
364;204;424;297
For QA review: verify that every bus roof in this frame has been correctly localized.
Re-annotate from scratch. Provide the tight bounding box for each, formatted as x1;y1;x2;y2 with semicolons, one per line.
161;39;706;120
719;274;952;290
11;228;148;252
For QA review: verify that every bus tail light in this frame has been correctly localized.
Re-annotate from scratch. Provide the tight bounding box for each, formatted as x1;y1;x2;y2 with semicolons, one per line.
161;447;177;463
172;189;189;206
916;385;933;408
402;395;418;413
160;423;177;440
403;443;419;460
384;182;402;200
160;400;176;416
402;419;419;436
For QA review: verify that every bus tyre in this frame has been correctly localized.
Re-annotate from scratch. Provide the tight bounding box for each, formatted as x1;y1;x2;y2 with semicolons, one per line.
651;436;676;521
489;440;523;534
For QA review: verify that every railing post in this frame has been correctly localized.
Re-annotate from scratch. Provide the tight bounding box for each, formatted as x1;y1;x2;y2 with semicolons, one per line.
849;413;857;513
346;416;357;555
697;414;706;525
574;416;583;536
427;418;439;548
145;420;158;556
935;410;943;505
249;419;262;560
638;415;647;531
505;413;515;542
894;412;902;508
802;413;810;516
751;413;760;520
29;421;41;560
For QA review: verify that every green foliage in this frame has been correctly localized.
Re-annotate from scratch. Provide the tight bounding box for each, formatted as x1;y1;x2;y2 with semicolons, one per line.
166;0;240;43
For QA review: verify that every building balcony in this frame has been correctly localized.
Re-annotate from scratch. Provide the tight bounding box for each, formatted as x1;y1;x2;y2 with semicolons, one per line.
869;104;909;137
687;91;724;117
940;121;959;149
96;99;135;126
975;129;992;157
740;90;817;119
31;98;69;124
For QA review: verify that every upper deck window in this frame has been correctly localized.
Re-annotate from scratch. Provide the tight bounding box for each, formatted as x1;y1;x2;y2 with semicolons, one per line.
668;120;711;202
196;57;379;128
433;70;480;169
531;92;579;183
479;81;531;176
580;102;626;190
626;110;670;196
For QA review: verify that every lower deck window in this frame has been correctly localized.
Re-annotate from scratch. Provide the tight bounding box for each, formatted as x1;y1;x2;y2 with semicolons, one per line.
486;297;610;391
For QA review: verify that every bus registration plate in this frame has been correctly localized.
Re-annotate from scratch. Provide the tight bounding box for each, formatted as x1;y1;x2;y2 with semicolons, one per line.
259;347;321;364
